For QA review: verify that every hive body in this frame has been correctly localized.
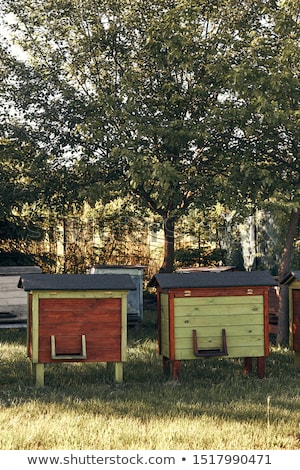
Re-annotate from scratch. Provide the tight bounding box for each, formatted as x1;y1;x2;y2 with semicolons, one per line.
19;274;135;386
154;271;276;380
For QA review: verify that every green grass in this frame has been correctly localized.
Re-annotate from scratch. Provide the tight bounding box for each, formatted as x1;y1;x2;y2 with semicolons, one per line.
0;311;300;450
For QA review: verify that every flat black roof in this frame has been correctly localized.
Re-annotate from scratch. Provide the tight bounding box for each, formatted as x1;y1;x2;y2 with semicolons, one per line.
280;271;300;285
18;274;136;292
152;271;277;289
0;266;42;276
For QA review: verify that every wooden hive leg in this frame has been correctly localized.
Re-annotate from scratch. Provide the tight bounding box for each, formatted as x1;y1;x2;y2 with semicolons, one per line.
295;352;300;368
114;362;123;383
172;360;181;381
33;363;45;387
257;357;266;379
162;356;170;376
244;357;253;375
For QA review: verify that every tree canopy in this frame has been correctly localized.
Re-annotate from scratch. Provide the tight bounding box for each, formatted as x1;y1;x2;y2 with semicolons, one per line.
1;0;299;273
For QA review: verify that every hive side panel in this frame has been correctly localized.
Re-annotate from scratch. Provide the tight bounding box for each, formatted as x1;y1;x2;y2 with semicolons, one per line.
38;297;122;363
160;293;170;357
292;290;300;352
27;293;33;358
173;295;265;360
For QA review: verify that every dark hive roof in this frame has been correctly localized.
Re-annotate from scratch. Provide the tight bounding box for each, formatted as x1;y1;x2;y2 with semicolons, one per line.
280;271;300;285
18;273;136;292
151;271;277;289
0;266;42;276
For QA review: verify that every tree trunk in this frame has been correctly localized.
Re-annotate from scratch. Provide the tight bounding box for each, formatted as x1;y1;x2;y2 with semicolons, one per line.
277;207;300;346
160;216;175;273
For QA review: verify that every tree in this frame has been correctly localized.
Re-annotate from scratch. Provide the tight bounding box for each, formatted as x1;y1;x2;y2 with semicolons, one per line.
1;0;299;278
219;0;300;346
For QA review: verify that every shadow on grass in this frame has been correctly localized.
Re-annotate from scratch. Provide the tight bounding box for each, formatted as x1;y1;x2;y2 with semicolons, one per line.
0;318;299;432
0;327;27;346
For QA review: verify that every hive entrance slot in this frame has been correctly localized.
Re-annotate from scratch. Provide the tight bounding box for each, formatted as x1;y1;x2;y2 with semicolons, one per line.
51;335;87;360
192;328;228;357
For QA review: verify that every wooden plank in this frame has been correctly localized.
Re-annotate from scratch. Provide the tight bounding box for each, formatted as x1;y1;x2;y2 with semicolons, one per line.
38;299;121;325
31;293;39;363
160;293;169;357
39;298;120;313
36;290;128;299
27;294;32;358
174;344;265;360
160;340;170;357
175;333;264;349
175;324;264;338
263;290;270;355
38;350;121;363
38;312;121;325
114;362;123;383
157;292;162;355
39;322;122;337
160;318;169;345
174;315;263;328
172;287;267;298
173;305;263;317
160;293;169;307
169;293;175;360
120;293;127;361
39;297;121;311
174;295;263;306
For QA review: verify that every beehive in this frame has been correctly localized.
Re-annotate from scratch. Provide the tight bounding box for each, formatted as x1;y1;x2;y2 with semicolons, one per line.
152;270;277;380
18;273;136;386
89;265;145;324
281;271;300;367
0;266;41;328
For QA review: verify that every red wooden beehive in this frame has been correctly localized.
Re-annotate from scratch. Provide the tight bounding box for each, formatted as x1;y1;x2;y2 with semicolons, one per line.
18;273;136;386
281;271;300;367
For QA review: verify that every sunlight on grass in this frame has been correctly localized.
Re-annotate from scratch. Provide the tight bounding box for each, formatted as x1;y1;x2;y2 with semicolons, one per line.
0;321;300;450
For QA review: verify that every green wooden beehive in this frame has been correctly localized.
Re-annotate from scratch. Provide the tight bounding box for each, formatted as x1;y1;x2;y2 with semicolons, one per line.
153;271;277;380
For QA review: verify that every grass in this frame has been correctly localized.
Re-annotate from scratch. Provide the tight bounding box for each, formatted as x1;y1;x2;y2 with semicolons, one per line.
0;311;300;450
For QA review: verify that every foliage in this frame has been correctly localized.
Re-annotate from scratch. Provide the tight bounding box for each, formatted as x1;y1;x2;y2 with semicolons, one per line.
174;247;227;268
0;0;299;275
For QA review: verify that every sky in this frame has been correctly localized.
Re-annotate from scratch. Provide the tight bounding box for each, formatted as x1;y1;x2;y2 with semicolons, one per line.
0;12;27;60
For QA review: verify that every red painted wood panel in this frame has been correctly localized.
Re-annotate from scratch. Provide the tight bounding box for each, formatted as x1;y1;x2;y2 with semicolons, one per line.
293;290;300;352
39;323;121;337
32;297;122;363
38;298;121;323
169;286;268;298
38;335;121;363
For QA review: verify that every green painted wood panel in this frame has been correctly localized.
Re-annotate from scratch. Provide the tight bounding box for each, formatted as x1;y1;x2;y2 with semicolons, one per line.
175;323;263;338
175;314;263;329
160;293;169;357
174;305;262;317
173;295;264;359
175;332;264;348
175;345;265;360
174;296;262;306
36;290;127;299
